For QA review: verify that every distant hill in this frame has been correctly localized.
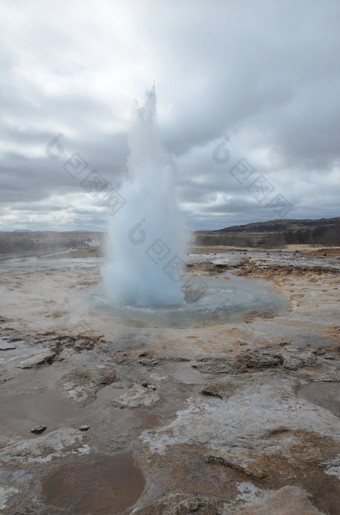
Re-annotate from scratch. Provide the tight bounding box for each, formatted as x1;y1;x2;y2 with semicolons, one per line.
196;216;340;247
215;216;340;233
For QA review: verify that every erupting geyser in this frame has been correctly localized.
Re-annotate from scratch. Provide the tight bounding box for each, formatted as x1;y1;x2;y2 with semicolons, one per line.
102;87;187;306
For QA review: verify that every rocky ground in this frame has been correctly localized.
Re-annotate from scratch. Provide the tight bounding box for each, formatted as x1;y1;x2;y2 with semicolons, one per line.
0;246;339;514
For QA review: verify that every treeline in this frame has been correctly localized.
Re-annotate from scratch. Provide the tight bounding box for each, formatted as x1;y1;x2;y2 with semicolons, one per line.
195;232;261;247
282;223;340;246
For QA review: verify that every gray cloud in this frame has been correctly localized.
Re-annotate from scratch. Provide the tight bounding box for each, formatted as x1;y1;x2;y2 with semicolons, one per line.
0;0;339;231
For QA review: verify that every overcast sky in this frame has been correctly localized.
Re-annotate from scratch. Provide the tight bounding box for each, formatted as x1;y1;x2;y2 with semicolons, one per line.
1;0;339;231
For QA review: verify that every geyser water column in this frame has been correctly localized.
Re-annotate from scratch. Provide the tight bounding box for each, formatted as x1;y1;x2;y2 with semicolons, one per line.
102;87;187;306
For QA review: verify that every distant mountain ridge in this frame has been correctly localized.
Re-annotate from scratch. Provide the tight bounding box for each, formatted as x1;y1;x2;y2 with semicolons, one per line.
214;216;340;233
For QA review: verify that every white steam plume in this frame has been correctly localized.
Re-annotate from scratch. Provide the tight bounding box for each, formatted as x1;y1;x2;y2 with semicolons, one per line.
102;87;187;306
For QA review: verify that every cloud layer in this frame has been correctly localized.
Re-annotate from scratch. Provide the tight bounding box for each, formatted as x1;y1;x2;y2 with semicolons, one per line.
0;0;339;230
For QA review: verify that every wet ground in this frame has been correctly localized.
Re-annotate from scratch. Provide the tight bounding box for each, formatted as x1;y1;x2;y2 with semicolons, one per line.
41;454;145;514
0;246;339;514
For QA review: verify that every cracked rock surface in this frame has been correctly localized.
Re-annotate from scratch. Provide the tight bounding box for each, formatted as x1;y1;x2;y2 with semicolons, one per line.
0;247;339;513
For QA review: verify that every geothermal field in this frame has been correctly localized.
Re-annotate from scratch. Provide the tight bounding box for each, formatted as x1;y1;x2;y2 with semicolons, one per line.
0;90;340;514
0;244;340;514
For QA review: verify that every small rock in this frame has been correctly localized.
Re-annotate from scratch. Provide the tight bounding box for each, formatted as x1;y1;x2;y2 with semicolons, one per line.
31;425;47;435
1;428;89;464
201;387;223;399
282;355;304;370
147;384;157;390
17;351;55;369
118;384;160;408
239;349;283;369
137;493;224;514
282;350;316;370
60;368;117;401
0;340;16;351
150;373;168;382
138;358;159;367
6;337;22;343
193;359;245;375
79;425;90;432
0;486;19;510
142;382;148;388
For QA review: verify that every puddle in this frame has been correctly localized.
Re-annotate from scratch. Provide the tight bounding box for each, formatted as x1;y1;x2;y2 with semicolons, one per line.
298;382;340;417
41;453;145;514
0;385;86;437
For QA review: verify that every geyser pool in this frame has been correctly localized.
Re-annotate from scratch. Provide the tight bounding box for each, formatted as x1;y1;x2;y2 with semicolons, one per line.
92;275;288;328
102;86;187;306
